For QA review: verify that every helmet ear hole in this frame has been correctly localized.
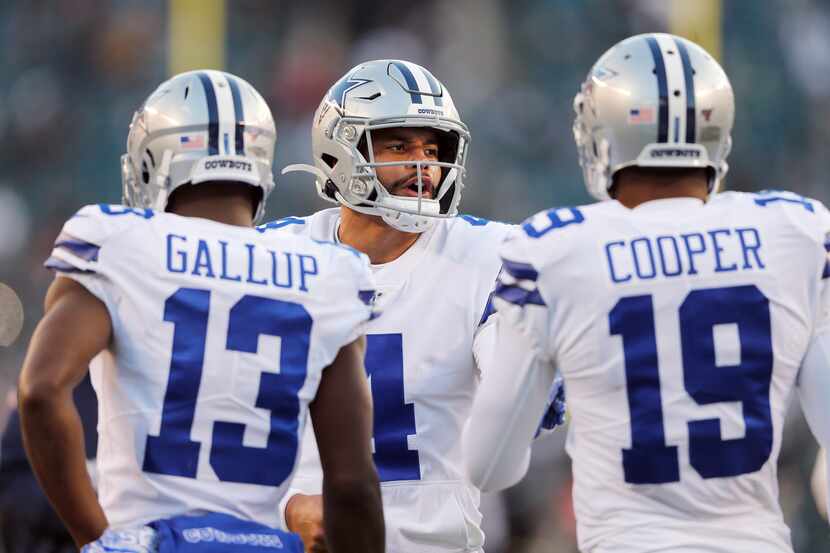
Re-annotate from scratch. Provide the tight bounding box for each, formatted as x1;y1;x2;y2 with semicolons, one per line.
140;149;155;185
141;160;150;184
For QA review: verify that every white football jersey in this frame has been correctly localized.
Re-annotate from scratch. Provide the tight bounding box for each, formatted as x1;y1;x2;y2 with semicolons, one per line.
486;192;830;552
45;204;377;530
259;208;512;553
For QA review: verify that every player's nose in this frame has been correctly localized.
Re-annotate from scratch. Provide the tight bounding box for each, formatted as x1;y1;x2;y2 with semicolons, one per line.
405;144;433;168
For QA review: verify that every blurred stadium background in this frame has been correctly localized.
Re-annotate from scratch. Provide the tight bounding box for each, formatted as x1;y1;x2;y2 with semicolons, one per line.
0;0;828;551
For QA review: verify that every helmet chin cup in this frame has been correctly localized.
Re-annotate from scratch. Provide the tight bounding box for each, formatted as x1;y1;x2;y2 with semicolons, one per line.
379;208;435;233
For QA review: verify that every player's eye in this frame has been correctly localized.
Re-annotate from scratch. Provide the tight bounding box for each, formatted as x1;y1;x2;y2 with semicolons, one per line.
424;147;439;159
387;142;405;152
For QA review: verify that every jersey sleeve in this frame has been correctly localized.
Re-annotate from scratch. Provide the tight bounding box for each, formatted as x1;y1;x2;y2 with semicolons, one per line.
474;232;555;375
464;234;557;492
44;205;115;302
472;223;520;375
45;204;154;304
490;233;553;358
332;247;379;344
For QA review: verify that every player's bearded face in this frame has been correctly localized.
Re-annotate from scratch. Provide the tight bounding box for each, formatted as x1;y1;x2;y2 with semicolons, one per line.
370;127;442;199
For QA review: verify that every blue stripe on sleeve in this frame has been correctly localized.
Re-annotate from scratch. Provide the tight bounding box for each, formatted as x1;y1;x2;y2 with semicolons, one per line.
495;281;546;307
55;232;100;262
502;258;539;282
823;261;830;280
44;257;95;274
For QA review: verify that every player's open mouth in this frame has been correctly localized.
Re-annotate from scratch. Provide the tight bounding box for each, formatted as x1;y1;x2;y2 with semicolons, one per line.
396;178;434;198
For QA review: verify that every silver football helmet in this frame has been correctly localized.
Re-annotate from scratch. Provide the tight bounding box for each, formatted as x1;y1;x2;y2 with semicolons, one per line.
122;70;277;223
573;33;734;200
284;60;470;233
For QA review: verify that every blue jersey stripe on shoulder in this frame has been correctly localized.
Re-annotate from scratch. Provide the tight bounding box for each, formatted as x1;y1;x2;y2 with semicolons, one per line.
44;257;96;274
495;281;546;307
55;232;100;262
502;258;539;282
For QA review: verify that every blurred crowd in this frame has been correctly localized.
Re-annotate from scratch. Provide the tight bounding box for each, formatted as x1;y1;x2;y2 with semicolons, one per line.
0;1;828;551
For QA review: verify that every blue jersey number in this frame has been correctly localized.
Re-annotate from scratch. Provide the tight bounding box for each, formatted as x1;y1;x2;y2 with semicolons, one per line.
143;288;311;486
611;284;773;484
522;207;585;239
365;334;420;481
98;204;154;218
753;191;814;212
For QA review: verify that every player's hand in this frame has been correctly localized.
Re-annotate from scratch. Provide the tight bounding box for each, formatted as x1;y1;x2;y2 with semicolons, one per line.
534;375;566;439
285;494;327;553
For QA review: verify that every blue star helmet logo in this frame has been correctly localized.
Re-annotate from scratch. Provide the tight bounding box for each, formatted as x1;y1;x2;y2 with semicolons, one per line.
328;74;372;108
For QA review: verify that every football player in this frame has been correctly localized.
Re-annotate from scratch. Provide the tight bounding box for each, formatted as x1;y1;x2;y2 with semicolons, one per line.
264;59;556;552
464;33;830;553
17;70;384;553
